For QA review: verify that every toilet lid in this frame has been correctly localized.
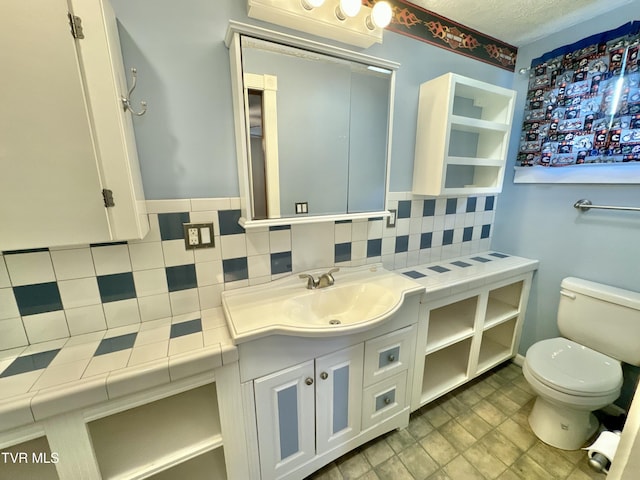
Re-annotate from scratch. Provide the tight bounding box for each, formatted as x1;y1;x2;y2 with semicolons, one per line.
526;338;622;395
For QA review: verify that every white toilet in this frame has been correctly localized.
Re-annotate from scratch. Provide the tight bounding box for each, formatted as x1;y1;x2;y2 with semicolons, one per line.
523;277;640;450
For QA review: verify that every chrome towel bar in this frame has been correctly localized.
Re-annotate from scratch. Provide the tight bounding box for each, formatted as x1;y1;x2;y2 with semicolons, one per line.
574;199;640;212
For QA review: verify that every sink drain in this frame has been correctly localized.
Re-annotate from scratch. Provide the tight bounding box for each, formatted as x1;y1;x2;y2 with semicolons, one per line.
328;319;341;325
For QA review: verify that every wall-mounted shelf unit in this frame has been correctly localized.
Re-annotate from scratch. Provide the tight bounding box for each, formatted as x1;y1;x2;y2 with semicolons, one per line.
413;73;516;196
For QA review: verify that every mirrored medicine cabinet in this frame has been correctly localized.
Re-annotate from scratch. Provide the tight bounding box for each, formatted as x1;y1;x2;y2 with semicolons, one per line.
225;21;399;228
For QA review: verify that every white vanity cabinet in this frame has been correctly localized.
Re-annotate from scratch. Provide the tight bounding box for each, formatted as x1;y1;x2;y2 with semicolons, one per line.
239;295;420;480
411;272;533;409
0;0;148;251
412;73;516;196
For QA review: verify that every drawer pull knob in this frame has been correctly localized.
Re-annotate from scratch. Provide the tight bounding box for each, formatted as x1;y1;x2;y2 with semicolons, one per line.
384;396;391;405
305;377;314;385
320;372;328;380
388;354;396;362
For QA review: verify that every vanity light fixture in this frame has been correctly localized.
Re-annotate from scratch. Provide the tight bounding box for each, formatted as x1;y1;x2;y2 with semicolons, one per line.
247;0;390;48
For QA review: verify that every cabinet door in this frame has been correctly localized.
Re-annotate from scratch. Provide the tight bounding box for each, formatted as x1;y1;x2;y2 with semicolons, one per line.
254;361;315;479
315;343;364;455
0;0;111;250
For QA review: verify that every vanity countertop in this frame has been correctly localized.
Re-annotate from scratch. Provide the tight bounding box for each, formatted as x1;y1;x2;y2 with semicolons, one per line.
0;251;537;433
0;307;235;432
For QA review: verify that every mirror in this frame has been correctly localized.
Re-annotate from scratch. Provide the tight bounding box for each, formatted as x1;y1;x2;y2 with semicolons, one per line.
227;23;398;226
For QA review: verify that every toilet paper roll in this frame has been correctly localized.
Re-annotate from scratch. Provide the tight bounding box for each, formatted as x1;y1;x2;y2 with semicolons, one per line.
584;430;621;473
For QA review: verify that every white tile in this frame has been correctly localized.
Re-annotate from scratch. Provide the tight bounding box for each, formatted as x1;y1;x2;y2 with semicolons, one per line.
0;371;43;397
246;231;270;256
49;341;102;366
0;256;12;288
269;229;292;253
168;332;204;357
21;338;68;355
335;223;352;243
220;234;247;259
138;293;172;322
128;242;165;271
201;307;226;330
133;268;168;297
102;298;140;329
162;239;194;267
0;317;27;350
291;223;333;271
22;311;69;344
168;347;221;381
5;251;55;286
409;234;421;252
396;218;410;236
409;217;422;235
107;360;170;399
351;240;367;262
128;341;169;366
31;374;108;421
444;215;456;229
65;305;107;336
91;244;132;275
83;350;131;378
433;215;445;232
135;324;170;346
198;284;223;310
58;278;101;309
169;289;200;316
394;252;408;269
50;248;95;280
191;198;230;211
229;197;242;209
195;260;223;286
435;198;447;215
203;325;230;347
0;393;35;431
0;346;27;363
411;200;423;217
247;254;270;279
0;288;20;320
31;358;90;391
381;237;395;256
145;199;191;214
367;219;384;239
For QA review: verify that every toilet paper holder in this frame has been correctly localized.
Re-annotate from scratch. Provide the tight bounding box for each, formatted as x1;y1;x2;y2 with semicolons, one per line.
584;430;621;474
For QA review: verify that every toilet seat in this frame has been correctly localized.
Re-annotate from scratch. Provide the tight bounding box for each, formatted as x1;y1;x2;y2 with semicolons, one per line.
525;337;622;396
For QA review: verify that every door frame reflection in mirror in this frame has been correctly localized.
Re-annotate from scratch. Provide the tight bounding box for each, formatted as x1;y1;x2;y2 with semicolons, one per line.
225;21;399;229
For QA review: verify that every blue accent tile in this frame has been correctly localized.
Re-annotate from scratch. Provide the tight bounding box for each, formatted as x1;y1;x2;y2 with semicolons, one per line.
170;319;202;339
269;225;291;231
422;199;435;217
471;256;491;263
367;238;382;258
442;229;454;246
95;333;138;356
451;261;472;268
0;350;60;378
403;270;426;279
271;251;292;275
335;243;352;263
158;212;190;241
481;224;491;239
397;200;411;219
3;248;49;255
219;210;245;236
485;196;495;211
166;264;197;292
97;272;137;303
90;241;127;248
335;220;352;224
463;227;473;242
466;197;477;213
13;283;63;316
395;235;409;253
223;257;249;282
429;265;450;273
446;198;457;214
489;252;509;258
420;232;432;249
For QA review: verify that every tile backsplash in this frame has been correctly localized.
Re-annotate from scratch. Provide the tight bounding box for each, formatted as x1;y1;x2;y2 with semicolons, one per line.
0;193;496;350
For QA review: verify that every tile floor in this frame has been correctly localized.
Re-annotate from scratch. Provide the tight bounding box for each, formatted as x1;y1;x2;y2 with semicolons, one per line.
307;362;607;480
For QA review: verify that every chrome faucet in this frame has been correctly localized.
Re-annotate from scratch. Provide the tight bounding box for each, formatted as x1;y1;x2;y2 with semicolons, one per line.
298;268;340;289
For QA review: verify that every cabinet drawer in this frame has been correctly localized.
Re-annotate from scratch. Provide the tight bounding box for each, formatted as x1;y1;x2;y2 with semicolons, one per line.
363;325;415;387
361;371;407;430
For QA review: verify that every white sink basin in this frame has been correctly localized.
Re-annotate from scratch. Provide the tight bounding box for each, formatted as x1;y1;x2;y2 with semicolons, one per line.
222;264;423;343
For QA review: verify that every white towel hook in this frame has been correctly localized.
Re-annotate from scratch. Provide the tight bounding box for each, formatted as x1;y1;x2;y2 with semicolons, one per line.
121;67;147;116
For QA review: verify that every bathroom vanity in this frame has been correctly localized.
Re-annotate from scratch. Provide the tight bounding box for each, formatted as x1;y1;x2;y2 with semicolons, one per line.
0;252;537;480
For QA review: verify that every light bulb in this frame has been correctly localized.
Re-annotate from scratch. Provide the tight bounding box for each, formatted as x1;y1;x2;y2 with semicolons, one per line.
370;1;392;28
301;0;325;10
336;0;361;20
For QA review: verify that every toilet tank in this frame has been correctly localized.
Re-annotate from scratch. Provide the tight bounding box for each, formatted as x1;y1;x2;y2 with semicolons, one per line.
558;277;640;365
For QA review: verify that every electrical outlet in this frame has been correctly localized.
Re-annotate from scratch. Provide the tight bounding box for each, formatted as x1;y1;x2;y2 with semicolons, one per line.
183;223;215;249
295;202;308;214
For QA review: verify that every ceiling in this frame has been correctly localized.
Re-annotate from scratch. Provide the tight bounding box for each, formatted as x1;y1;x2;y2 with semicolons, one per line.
409;0;632;46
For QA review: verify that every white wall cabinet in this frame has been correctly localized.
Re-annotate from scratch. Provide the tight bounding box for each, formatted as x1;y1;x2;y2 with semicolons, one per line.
412;73;516;196
411;273;532;410
0;0;148;251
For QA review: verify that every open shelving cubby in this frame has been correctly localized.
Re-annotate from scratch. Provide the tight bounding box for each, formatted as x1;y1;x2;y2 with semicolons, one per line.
484;281;523;330
0;436;59;480
421;337;472;404
477;318;518;375
147;448;227;480
425;296;477;354
413;72;516;196
88;382;224;480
